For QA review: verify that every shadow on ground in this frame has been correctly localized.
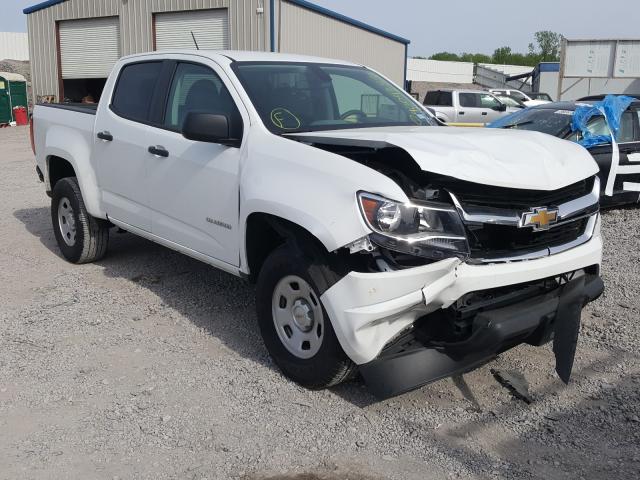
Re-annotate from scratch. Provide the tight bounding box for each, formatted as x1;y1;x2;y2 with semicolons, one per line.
13;206;376;404
246;474;381;480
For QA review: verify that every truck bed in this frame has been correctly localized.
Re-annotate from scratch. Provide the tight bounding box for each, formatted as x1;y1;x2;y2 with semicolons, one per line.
38;103;97;115
32;103;98;190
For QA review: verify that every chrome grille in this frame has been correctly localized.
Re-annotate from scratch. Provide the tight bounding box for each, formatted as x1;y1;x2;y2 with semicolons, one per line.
449;177;595;210
448;176;600;263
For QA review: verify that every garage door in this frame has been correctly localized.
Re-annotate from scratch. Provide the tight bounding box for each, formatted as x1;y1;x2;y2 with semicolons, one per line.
155;9;229;51
59;17;121;79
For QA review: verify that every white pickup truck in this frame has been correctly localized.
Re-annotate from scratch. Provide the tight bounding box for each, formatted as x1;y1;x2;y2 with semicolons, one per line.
31;51;604;398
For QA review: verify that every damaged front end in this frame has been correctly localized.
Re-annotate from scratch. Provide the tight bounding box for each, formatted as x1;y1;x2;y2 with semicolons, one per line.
305;135;604;399
359;270;603;399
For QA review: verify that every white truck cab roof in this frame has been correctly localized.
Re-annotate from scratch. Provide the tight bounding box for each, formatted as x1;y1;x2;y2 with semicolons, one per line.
120;50;362;67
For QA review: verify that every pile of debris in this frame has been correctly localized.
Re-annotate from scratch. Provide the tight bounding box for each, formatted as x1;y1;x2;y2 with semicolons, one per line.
0;59;30;83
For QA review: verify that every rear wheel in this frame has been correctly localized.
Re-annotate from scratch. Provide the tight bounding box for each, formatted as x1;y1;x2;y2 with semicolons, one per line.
256;244;355;389
51;177;109;264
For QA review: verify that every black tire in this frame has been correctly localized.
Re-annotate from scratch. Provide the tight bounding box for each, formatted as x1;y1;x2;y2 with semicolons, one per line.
51;177;109;264
256;243;356;389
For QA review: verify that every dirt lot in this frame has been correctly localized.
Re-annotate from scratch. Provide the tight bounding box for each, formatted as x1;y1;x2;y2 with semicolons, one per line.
1;125;639;479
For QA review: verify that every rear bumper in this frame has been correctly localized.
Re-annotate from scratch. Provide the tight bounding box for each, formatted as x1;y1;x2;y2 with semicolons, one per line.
359;274;604;399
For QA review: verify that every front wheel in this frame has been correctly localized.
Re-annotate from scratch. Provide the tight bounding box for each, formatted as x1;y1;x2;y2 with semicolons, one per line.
256;244;355;389
51;177;109;264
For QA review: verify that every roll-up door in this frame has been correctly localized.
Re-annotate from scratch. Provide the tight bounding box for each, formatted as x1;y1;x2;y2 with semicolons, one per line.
58;17;121;79
155;9;230;51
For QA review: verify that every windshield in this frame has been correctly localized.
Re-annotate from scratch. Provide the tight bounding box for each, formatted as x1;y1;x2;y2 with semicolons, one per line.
232;62;437;133
529;93;552;101
495;96;523;108
509;91;529;102
488;108;574;135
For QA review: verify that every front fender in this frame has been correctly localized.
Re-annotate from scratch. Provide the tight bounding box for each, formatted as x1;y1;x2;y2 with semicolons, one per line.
44;125;104;218
436;112;451;123
239;131;408;272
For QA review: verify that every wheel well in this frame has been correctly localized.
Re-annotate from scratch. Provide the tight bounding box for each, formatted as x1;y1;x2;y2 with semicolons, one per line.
48;156;76;189
245;213;330;283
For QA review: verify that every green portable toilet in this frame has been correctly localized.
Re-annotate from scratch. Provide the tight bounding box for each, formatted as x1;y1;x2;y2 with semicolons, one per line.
0;72;29;124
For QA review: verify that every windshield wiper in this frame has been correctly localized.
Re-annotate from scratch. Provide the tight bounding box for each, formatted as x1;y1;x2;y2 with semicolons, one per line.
282;129;315;134
502;121;534;129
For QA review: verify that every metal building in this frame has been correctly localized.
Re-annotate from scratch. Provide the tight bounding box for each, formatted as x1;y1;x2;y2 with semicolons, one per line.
557;38;640;100
407;59;475;84
532;62;560;100
0;32;30;61
24;0;410;103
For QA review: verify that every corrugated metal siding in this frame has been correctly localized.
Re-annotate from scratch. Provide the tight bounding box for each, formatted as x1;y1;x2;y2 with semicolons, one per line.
27;0;119;101
155;9;229;50
277;1;406;86
27;0;268;101
0;32;30;61
59;17;121;78
407;59;474;83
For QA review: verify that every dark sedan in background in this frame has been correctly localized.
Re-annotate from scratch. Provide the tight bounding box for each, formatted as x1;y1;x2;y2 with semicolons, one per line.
488;101;640;207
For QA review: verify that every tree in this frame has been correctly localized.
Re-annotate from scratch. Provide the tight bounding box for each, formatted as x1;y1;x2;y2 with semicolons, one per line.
459;52;492;64
532;31;563;62
421;31;563;67
492;46;512;64
429;52;462;62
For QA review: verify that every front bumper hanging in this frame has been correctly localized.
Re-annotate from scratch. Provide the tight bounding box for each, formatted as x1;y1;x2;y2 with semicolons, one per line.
359;274;604;399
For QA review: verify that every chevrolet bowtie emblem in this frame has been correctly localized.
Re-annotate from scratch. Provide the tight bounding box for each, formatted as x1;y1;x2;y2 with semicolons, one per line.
521;207;559;231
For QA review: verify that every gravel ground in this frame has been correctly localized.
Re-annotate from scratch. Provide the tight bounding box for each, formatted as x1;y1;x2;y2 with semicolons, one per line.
1;125;639;480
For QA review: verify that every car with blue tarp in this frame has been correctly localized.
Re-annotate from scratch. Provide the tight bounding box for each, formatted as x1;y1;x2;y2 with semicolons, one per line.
488;96;640;207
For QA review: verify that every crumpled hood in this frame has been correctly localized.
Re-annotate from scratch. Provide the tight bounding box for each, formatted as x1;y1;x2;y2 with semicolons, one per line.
290;126;599;190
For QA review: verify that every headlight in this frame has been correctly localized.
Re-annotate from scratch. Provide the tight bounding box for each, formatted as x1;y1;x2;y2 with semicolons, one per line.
358;192;469;261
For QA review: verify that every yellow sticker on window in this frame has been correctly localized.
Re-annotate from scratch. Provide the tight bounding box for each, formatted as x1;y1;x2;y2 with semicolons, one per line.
0;81;5;90
270;108;301;130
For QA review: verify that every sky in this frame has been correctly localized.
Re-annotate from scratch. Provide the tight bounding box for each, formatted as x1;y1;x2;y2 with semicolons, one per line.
4;0;639;57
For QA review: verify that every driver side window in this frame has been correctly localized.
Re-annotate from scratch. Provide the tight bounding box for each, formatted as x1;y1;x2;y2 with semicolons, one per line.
164;62;240;132
572;112;634;143
480;94;501;109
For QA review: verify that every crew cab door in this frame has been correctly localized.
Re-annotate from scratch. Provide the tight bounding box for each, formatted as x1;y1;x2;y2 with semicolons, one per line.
145;59;246;266
94;61;165;232
457;92;503;123
423;91;454;123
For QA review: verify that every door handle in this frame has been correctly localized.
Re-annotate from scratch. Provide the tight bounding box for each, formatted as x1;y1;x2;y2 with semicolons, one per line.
459;111;465;115
148;145;169;157
482;112;488;116
97;131;113;141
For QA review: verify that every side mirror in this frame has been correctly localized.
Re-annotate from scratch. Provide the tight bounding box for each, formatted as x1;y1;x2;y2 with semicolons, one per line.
494;103;507;112
182;112;241;148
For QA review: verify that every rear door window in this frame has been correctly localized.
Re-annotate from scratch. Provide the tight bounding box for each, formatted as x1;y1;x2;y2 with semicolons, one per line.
438;91;452;106
459;93;480;108
424;91;439;105
111;61;164;123
424;91;452;106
